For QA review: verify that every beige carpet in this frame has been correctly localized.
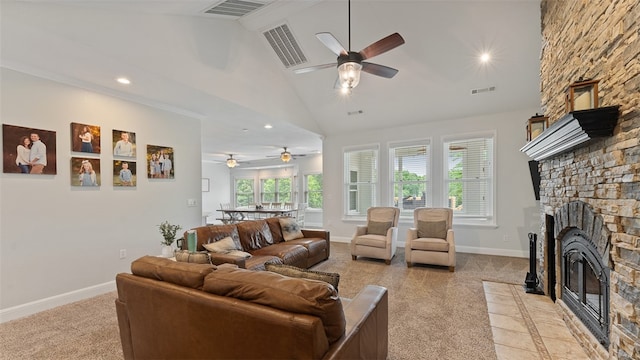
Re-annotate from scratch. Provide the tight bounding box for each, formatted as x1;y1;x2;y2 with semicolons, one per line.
0;242;527;360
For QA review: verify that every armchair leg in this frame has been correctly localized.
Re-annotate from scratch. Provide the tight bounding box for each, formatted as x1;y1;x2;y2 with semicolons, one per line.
449;266;455;272
351;255;357;261
407;262;412;267
385;260;391;265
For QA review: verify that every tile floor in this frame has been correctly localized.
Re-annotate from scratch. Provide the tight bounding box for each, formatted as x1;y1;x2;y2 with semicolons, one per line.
483;281;590;360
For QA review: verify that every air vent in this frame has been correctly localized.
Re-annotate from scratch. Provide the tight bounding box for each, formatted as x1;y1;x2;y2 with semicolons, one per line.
470;86;496;95
263;24;307;68
347;110;364;116
204;0;267;17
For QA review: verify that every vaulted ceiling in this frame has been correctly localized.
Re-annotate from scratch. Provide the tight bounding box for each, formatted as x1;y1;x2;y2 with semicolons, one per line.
0;0;542;165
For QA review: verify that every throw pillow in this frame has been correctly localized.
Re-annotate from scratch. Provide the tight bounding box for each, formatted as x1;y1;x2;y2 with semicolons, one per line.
203;236;239;253
174;250;211;264
279;217;304;241
417;220;448;239
265;263;340;292
226;249;253;258
367;221;392;236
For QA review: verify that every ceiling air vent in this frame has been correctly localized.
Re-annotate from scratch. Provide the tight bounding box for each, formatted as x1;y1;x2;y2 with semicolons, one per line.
204;0;267;17
471;86;496;95
263;24;307;68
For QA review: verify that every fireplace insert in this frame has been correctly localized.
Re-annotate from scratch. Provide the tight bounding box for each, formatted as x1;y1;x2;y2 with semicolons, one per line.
561;228;609;346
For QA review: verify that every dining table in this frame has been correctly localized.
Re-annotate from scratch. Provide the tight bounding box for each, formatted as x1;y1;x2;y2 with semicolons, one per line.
216;206;295;224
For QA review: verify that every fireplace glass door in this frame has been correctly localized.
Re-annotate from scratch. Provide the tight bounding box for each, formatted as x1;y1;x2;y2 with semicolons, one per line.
562;229;609;346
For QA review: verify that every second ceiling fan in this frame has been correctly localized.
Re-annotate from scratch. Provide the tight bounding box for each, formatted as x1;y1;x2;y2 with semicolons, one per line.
294;0;405;91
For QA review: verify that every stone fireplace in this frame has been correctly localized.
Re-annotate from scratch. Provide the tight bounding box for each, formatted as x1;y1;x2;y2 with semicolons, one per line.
535;1;639;359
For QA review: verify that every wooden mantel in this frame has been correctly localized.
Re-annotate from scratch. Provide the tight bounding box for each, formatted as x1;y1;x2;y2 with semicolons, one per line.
520;106;620;161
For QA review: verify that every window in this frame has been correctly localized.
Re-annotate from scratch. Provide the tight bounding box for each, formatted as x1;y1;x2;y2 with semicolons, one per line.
235;178;254;207
260;177;291;203
305;174;323;209
344;146;378;216
390;142;430;217
443;135;494;223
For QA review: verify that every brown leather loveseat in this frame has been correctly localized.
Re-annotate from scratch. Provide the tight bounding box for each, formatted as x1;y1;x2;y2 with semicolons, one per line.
182;217;330;270
115;256;388;360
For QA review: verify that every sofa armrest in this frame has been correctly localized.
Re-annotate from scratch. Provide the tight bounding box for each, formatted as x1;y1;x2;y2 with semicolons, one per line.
301;229;329;240
208;253;247;268
324;285;388;360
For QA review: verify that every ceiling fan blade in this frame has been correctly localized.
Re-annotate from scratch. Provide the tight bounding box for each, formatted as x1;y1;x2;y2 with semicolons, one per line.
361;62;399;78
316;32;348;56
293;63;337;74
359;32;405;60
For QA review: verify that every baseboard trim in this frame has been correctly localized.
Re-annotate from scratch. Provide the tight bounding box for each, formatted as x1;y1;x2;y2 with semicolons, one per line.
330;237;527;258
0;281;116;324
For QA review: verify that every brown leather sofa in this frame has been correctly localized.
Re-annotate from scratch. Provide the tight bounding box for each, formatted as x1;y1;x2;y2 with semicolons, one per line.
116;256;388;360
182;217;330;270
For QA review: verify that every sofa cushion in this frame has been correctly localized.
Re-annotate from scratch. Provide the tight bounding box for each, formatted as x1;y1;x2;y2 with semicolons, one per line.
237;220;274;251
265;263;339;292
131;256;214;290
252;243;308;269
189;225;241;252
417;220;447;239
265;217;285;243
367;221;392;236
279;217;304;241
174;250;211;264
203;266;345;343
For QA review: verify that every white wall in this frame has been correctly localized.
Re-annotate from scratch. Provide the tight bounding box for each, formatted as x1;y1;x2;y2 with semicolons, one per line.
202;162;231;225
323;108;542;257
0;68;203;321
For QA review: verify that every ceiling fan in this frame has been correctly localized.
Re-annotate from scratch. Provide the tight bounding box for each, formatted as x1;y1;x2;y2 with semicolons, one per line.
294;0;405;91
267;147;308;162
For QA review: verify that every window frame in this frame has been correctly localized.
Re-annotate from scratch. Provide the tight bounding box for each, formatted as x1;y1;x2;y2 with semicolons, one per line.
304;173;323;210
343;144;380;218
234;177;255;207
259;176;292;204
442;131;496;226
389;139;432;219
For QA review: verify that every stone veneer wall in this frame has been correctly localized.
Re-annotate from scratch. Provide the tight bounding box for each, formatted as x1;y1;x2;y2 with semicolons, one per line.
539;1;640;359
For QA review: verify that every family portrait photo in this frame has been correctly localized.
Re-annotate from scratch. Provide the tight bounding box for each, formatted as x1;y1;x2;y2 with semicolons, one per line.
71;157;101;186
2;124;57;175
112;129;136;157
113;160;136;187
71;122;101;154
146;145;174;179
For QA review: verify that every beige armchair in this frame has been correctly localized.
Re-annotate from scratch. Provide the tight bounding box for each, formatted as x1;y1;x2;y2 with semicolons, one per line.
351;207;400;265
406;207;455;271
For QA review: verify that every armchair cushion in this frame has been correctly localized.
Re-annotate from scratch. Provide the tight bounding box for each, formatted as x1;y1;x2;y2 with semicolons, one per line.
354;234;388;248
417;220;447;239
366;221;392;236
409;238;450;252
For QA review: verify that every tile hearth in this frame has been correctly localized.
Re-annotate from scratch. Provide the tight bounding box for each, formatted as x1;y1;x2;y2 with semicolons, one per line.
483;282;589;360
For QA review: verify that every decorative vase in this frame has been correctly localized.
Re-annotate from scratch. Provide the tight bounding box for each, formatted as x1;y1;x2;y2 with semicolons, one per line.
161;244;173;258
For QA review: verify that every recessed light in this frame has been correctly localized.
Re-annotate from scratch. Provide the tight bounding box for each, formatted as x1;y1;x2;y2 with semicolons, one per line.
242;128;249;132
480;53;491;63
116;77;131;85
264;124;273;129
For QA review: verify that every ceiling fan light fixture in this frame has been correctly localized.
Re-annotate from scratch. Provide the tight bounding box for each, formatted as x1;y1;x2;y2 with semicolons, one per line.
280;148;292;162
226;155;238;168
338;61;362;89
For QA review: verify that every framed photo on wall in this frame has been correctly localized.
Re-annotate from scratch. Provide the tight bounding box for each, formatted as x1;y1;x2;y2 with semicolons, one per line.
112;129;136;157
2;124;57;175
146;145;174;179
113;160;136;187
71;157;100;186
71;122;101;154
